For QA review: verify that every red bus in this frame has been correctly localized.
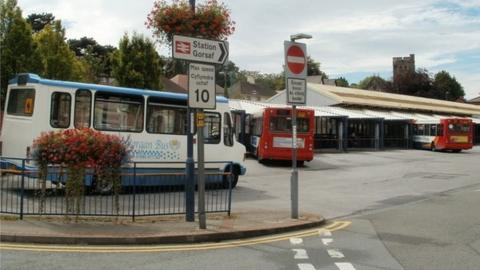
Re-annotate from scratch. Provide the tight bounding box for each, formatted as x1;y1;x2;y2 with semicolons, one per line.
248;107;315;165
413;118;473;152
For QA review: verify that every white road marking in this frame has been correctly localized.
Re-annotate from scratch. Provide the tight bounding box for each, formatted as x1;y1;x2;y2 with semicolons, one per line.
327;249;345;258
321;238;333;246
335;262;356;270
292;249;309;259
318;229;332;237
298;263;316;270
290;237;304;245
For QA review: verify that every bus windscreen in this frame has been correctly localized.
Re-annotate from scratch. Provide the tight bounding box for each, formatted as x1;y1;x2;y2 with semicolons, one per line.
270;116;310;133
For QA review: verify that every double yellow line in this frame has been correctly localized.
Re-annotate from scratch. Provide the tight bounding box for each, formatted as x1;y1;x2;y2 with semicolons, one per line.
0;220;351;253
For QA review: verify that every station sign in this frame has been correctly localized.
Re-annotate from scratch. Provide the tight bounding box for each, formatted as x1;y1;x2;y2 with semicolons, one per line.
173;35;228;65
188;63;216;109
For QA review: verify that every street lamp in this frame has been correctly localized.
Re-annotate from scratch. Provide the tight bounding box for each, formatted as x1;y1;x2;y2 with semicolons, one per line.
219;69;229;98
288;33;312;219
290;33;312;42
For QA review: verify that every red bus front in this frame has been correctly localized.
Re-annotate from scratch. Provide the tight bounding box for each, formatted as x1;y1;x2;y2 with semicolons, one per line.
435;118;473;151
256;108;314;162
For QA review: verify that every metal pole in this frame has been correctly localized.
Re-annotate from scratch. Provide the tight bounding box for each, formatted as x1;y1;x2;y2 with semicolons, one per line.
20;159;25;220
132;162;136;222
197;110;206;229
224;69;228;98
185;108;195;222
291;105;298;219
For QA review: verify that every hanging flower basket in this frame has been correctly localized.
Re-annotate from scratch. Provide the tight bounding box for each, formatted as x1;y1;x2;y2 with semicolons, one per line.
147;0;235;44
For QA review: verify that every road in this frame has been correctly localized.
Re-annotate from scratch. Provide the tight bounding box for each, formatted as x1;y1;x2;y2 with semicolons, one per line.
2;147;480;269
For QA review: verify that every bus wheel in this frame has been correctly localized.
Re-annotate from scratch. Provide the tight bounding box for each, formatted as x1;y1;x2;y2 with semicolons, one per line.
93;176;113;195
223;173;238;189
296;160;305;167
431;143;437;152
452;149;462;153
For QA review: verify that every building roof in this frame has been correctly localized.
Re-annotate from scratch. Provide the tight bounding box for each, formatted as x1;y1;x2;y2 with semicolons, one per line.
307;83;480;116
468;96;480;104
159;76;187;93
231;81;277;97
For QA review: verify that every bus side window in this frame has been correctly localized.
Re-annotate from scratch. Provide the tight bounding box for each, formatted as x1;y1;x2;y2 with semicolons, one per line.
93;92;144;132
146;102;187;135
224;112;233;147
203;112;221;144
74;89;91;128
50;92;71;128
6;88;35;116
431;125;437;136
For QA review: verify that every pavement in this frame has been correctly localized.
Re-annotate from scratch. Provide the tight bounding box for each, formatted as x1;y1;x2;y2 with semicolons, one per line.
0;209;324;245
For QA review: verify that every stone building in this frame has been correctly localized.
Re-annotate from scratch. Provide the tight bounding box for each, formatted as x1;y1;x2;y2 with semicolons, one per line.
393;54;415;80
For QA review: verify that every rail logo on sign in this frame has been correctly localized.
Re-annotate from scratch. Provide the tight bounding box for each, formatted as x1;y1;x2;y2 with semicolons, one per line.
175;41;191;54
287;45;306;75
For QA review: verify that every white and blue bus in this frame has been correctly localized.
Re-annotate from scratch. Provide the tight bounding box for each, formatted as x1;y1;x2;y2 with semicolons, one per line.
1;73;246;189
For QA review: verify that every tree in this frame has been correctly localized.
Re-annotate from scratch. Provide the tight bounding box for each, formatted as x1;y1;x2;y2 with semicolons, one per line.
26;12;55;33
307;56;328;78
335;77;349;87
68;37;117;83
393;68;432;97
0;0;42;109
432;70;464;101
147;0;235;44
112;33;163;89
216;60;240;89
358;75;391;91
34;21;87;81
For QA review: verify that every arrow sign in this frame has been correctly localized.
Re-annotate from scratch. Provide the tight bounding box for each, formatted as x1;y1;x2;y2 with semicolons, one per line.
173;35;228;65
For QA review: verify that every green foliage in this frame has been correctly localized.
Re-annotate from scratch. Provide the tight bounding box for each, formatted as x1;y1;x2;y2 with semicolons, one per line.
307;56;328;78
216;60;240;89
358;75;391;91
34;21;87;81
26;12;55;33
433;70;465;101
68;37;117;83
335;77;349;87
393;68;433;97
112;33;163;89
0;0;42;109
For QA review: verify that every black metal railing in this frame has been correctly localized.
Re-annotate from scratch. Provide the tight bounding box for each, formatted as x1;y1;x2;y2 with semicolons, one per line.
0;157;234;220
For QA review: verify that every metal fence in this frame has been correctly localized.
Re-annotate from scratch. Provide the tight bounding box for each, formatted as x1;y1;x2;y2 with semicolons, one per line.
0;158;234;220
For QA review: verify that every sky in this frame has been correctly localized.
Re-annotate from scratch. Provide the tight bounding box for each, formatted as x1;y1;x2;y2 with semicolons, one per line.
18;0;480;99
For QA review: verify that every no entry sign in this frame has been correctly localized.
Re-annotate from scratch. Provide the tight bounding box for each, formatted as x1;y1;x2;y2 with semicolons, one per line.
284;41;307;79
284;41;307;105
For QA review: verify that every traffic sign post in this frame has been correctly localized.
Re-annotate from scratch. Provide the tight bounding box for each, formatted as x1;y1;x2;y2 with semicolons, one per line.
175;34;226;229
284;40;307;220
187;62;215;229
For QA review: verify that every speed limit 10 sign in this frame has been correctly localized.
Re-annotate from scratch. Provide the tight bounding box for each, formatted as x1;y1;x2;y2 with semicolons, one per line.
188;63;216;109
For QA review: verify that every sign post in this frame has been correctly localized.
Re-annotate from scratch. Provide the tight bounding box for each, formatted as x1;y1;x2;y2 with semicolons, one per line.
174;34;225;229
188;62;216;229
284;40;307;219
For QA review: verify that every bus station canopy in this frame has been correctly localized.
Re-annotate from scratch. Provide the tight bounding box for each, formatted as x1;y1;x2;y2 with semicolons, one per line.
306;83;480;116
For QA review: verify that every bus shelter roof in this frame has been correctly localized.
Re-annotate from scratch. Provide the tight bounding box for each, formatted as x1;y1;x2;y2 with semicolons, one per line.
361;109;412;121
319;107;379;119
